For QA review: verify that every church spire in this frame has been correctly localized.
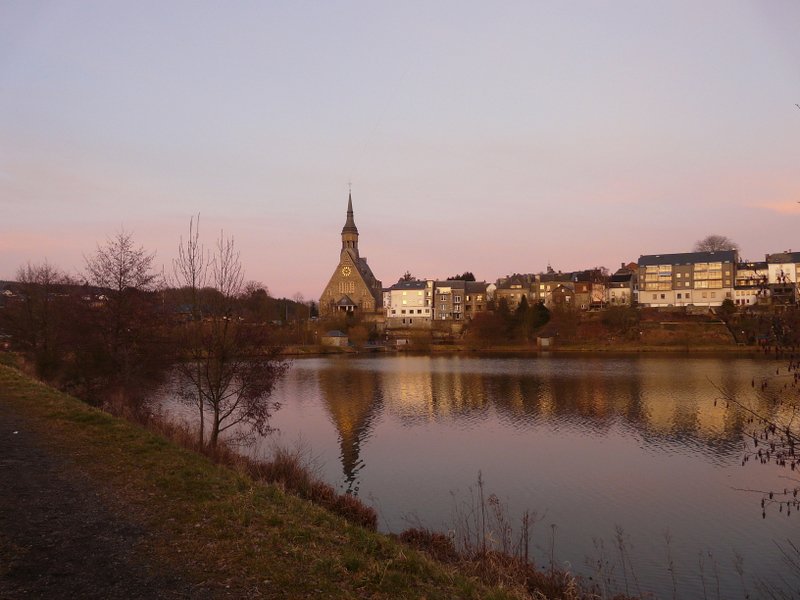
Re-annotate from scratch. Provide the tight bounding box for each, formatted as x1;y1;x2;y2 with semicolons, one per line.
342;192;358;235
341;192;359;254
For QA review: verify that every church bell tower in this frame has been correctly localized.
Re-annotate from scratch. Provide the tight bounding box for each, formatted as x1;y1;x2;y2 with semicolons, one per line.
319;192;382;317
341;192;359;256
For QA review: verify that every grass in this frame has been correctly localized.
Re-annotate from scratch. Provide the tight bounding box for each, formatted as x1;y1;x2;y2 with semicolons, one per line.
0;364;519;599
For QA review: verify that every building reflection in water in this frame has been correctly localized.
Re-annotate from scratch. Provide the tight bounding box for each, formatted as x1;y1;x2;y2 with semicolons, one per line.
317;363;383;494
312;355;769;488
287;354;791;600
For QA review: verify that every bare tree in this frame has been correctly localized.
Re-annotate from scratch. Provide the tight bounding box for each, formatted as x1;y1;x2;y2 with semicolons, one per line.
2;261;71;375
174;223;288;449
84;228;159;357
693;234;739;253
81;230;164;395
172;214;208;321
85;228;158;293
172;215;209;439
716;315;800;519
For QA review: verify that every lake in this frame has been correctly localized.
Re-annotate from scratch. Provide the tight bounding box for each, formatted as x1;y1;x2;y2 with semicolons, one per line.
159;353;799;599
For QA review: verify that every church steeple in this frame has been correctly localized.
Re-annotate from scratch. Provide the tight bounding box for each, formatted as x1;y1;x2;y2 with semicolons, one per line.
341;192;359;255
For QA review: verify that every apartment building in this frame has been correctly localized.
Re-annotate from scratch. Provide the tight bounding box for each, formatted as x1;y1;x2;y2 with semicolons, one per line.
637;251;736;307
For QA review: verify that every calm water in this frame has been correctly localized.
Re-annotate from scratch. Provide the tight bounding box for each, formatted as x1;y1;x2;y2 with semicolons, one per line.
159;354;799;599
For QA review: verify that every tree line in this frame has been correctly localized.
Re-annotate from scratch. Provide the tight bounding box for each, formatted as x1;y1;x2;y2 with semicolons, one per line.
0;220;297;449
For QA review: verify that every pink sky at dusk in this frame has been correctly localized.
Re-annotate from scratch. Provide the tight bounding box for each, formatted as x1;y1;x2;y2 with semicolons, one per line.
1;2;798;299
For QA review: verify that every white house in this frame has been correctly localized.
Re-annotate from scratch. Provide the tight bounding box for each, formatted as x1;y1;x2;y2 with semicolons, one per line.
385;279;433;328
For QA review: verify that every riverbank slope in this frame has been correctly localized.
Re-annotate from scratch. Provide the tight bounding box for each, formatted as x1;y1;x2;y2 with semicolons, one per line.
0;364;513;599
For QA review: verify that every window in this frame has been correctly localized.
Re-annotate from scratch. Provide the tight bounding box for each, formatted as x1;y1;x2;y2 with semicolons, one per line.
417;309;422;314
710;292;716;298
391;310;396;315
677;293;682;299
401;309;406;314
402;300;407;305
402;291;407;296
652;294;657;300
660;293;665;299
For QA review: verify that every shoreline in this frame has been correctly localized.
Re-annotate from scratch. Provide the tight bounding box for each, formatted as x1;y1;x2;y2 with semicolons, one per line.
282;343;769;359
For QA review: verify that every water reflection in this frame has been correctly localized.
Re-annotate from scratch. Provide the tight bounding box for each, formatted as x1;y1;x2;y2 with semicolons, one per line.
158;354;795;598
317;364;382;494
304;355;766;486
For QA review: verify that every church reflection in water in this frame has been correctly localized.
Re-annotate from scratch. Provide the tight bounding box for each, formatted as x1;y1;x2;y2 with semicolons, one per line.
312;355;771;490
317;365;383;494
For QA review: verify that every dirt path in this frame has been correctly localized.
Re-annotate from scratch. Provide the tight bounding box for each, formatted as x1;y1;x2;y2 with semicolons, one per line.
0;400;208;599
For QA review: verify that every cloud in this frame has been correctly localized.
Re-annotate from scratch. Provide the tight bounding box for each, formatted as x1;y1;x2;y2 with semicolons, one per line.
753;201;800;215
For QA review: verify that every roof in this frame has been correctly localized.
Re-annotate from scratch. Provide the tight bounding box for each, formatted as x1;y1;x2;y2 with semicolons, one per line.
389;280;427;291
335;295;357;307
539;272;573;283
323;330;347;338
496;274;533;289
570;270;604;283
737;261;767;270
766;251;800;264
609;273;633;283
434;280;465;290
638;250;737;266
465;281;488;293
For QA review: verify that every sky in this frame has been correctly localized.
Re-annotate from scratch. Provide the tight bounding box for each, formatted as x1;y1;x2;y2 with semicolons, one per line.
1;1;799;299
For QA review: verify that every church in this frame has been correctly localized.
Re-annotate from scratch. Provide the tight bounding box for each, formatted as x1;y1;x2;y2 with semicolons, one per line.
319;194;383;317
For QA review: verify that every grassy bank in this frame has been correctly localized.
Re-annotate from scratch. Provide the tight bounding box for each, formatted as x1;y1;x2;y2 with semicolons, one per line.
0;364;516;599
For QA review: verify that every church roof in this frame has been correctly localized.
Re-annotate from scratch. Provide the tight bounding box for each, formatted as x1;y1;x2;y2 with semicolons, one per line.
341;193;359;235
